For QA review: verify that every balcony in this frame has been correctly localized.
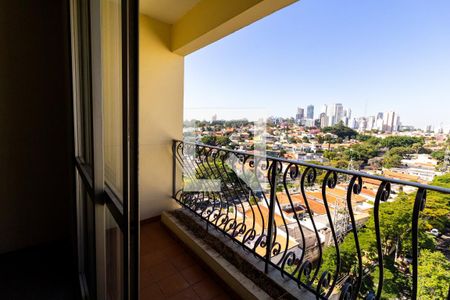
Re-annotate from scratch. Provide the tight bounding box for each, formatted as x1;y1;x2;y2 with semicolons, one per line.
165;139;450;300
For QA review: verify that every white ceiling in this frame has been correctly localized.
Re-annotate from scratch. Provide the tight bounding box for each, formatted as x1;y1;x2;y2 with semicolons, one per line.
140;0;201;24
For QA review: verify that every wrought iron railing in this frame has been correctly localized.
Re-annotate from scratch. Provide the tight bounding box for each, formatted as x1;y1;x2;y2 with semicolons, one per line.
171;140;450;300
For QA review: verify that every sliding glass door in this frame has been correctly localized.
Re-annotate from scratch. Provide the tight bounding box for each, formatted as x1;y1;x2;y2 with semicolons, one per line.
70;0;139;298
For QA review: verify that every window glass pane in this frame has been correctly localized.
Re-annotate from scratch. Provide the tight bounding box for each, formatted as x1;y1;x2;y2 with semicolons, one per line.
106;209;124;300
74;0;92;170
101;0;123;199
76;170;96;296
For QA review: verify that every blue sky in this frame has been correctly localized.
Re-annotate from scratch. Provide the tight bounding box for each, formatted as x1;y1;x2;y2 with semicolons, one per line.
184;0;450;130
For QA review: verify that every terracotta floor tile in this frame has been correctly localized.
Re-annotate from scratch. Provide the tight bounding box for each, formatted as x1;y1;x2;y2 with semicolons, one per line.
147;261;178;282
158;273;190;297
141;237;180;256
140;283;165;300
140;269;157;289
180;265;207;285
141;249;170;268
167;287;201;300
170;253;195;270
212;293;234;300
192;278;223;300
142;232;173;248
140;221;229;300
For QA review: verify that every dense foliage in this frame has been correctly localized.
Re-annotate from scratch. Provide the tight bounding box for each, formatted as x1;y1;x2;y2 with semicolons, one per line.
322;121;358;139
318;174;450;299
379;136;425;149
200;135;231;147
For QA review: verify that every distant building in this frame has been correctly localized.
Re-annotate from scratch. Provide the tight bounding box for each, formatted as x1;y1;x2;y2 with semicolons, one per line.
335;103;344;124
400;125;415;131
296;107;304;122
350;118;358;129
344;108;352;120
383;111;399;132
366;116;376;131
306;105;314;119
320;113;329;128
326;103;343;126
358;117;367;132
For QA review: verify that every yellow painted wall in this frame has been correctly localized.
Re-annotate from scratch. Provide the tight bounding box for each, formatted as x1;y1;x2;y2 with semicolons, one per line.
172;0;297;55
172;0;261;53
139;14;183;219
138;0;298;219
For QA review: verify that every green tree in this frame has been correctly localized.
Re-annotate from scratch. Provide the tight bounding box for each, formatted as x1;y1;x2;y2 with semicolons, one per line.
215;136;231;146
344;143;380;162
322;121;358;139
431;149;446;163
382;154;403;168
417;250;450;300
421;174;450;231
200;135;215;145
200;135;231;147
381;136;424;149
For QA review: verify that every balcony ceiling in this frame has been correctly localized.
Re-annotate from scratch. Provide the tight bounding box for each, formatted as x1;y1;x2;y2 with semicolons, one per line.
140;0;200;24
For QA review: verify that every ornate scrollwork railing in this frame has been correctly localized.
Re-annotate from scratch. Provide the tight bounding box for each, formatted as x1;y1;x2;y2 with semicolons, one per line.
171;140;450;299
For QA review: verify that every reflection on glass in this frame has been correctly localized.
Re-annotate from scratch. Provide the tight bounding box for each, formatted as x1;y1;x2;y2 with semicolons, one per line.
106;209;124;300
76;171;96;294
101;0;123;199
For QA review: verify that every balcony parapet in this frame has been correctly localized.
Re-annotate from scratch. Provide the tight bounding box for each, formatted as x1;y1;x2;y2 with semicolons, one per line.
171;139;450;299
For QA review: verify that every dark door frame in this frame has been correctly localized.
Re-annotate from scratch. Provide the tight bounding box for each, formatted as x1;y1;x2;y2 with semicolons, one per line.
70;0;139;298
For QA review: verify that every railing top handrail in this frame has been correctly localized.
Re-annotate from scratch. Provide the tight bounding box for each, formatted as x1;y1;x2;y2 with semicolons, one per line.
174;139;450;195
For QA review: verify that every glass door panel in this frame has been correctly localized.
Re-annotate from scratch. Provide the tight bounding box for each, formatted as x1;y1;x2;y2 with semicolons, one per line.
106;209;124;300
101;0;124;200
70;0;138;299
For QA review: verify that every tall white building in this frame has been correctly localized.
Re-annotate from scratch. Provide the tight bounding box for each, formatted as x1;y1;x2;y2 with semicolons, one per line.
383;111;400;132
327;104;335;126
358;117;367;132
326;103;344;126
366;116;376;131
376;113;384;131
335;103;344;124
320;113;329;128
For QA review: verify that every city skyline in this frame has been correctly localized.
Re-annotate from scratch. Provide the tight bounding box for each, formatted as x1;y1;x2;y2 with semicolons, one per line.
184;0;450;131
184;103;449;133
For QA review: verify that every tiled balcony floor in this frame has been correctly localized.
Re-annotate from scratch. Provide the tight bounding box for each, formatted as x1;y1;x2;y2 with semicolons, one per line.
140;220;234;300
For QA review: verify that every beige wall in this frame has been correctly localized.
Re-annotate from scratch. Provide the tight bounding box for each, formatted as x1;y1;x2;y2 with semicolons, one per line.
138;0;298;219
139;14;184;219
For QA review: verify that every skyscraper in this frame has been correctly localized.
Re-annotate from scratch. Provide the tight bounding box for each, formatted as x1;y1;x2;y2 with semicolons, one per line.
320;113;329;128
327;104;336;126
295;107;304;122
383;111;397;132
364;116;375;131
335;103;344;124
306;105;314;119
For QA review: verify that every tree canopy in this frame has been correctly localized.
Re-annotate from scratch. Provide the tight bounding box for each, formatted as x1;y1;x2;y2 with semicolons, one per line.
322;121;358;139
318;173;450;298
200;135;231;147
380;136;425;149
